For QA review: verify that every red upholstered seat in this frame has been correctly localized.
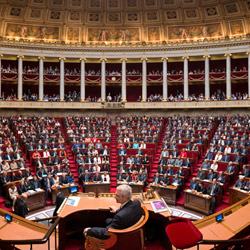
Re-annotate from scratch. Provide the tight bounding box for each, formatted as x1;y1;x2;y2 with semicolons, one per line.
165;218;203;249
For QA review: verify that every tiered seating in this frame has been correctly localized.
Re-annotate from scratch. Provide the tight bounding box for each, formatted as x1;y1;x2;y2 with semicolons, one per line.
115;116;164;185
63;116;112;188
148;116;217;206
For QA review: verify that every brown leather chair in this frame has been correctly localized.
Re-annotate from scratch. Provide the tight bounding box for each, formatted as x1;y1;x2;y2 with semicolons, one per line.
85;205;149;250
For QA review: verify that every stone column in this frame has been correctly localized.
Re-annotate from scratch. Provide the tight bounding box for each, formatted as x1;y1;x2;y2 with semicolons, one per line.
204;55;210;100
100;58;106;102
162;57;168;101
38;56;45;101
17;55;24;100
0;55;2;98
59;57;65;101
182;56;189;100
225;53;232;99
121;58;127;102
141;58;147;102
247;52;250;99
80;58;86;101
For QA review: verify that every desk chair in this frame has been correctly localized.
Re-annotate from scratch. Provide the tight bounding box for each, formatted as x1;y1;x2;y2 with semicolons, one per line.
165;217;203;250
85;206;149;250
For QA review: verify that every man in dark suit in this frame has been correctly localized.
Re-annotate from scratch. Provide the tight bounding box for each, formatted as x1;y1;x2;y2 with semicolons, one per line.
31;175;41;190
84;184;142;239
52;186;65;217
190;177;198;191
92;172;102;182
17;193;28;218
152;173;161;184
239;165;250;178
207;178;220;214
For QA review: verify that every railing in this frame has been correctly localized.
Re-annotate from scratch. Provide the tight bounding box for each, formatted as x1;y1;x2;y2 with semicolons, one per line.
0;216;60;250
198;237;250;249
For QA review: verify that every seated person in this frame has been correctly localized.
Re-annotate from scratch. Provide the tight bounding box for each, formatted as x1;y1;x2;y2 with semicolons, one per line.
174;156;183;167
167;155;175;167
160;173;170;186
157;164;165;174
59;173;69;185
9;183;18;211
201;159;211;170
84;184;143;239
171;148;179;158
180;148;187;158
130;170;138;182
207;169;217;181
232;152;242;164
18;179;27;194
221;152;230;162
216;171;226;184
118;146;127;156
122;172;131;183
137;170;147;184
166;166;174;176
190;177;198;191
172;174;182;191
158;156;166;166
116;170;124;182
92;172;102;182
175;166;185;177
234;176;245;189
101;164;110;172
68;172;75;184
196;167;206;180
204;150;213;161
239;165;250;177
196;181;206;194
152;172;161;184
102;171;110;183
211;160;218;171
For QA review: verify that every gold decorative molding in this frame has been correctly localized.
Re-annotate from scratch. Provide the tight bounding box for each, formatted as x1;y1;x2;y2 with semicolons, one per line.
121;99;127;102
100;58;107;62
224;53;232;57
246;52;250;56
161;57;168;61
141;58;148;61
80;58;86;61
38;56;45;60
0;54;3;58
59;57;66;61
182;56;189;60
203;55;211;59
120;58;127;62
80;99;86;102
17;55;24;59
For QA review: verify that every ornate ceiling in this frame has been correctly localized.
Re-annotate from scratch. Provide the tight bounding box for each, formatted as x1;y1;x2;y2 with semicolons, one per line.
0;0;249;45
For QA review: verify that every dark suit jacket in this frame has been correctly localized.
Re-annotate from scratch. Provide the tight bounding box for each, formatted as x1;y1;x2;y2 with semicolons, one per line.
17;197;28;218
53;192;65;217
86;199;142;239
207;183;220;196
190;180;198;190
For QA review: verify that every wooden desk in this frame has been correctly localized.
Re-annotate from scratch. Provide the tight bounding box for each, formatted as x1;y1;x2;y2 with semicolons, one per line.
84;182;110;193
150;184;177;205
51;184;78;205
229;187;250;205
184;190;212;215
189;198;250;250
117;182;144;193
57;194;171;250
0;208;57;250
26;190;45;211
